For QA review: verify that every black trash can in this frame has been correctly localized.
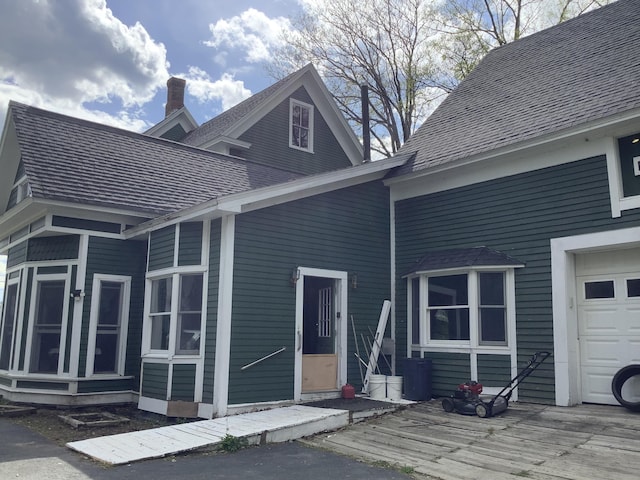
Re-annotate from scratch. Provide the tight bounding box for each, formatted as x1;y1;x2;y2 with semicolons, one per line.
403;358;432;401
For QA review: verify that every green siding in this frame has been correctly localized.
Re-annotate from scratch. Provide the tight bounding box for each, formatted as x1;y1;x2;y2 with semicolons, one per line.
36;266;68;275
238;87;353;175
63;265;77;374
202;219;221;403
77;378;136;393
27;235;79;262
149;225;175;271
395;156;640;403
160;123;187;142
171;364;196;401
16;380;69;391
228;181;391;404
80;237;146;386
52;216;121;234
178;222;203;266
7;242;27;268
423;352;471;397
477;354;511;386
0;375;12;386
141;363;169;400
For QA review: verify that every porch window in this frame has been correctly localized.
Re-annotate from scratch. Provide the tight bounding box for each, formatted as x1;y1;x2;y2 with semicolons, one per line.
290;99;314;152
30;280;66;373
0;282;19;370
145;273;204;356
87;275;131;375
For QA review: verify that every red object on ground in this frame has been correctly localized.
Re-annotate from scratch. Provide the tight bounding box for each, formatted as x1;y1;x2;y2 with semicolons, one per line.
341;384;355;399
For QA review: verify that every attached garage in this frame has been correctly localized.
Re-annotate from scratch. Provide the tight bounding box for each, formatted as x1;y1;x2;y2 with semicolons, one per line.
576;249;640;405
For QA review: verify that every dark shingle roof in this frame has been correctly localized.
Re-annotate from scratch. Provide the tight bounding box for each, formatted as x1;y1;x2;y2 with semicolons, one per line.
393;0;640;177
403;246;524;276
10;102;302;216
181;67;306;146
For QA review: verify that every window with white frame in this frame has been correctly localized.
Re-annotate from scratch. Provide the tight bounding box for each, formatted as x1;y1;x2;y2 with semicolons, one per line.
410;270;511;348
0;280;19;370
87;275;131;375
289;99;313;152
30;279;67;373
146;273;203;356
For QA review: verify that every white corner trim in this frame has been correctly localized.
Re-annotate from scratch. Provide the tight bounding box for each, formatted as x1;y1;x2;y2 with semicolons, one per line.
551;226;640;406
213;215;236;417
604;136;623;218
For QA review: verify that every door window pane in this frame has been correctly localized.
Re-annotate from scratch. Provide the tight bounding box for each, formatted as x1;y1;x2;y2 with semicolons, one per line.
585;280;614;299
0;283;19;370
31;280;65;373
627;279;640;298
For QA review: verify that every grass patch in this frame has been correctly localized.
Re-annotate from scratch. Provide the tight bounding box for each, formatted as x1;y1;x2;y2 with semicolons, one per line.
218;434;249;452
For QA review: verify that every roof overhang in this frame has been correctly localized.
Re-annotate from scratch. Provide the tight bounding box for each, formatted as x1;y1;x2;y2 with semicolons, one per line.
124;154;410;237
199;136;252;154
386;106;640;194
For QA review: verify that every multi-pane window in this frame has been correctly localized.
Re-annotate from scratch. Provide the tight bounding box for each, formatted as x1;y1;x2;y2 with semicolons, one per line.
150;277;172;351
91;279;129;374
412;270;510;348
290;100;313;151
0;282;19;370
30;280;66;373
177;274;203;354
147;273;203;356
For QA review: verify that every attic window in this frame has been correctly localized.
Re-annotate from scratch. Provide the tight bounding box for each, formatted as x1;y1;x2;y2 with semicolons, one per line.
289;99;314;153
618;132;640;198
9;177;31;209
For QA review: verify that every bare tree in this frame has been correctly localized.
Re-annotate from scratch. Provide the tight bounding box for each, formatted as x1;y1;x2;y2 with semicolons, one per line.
436;0;612;79
273;0;612;157
271;0;442;157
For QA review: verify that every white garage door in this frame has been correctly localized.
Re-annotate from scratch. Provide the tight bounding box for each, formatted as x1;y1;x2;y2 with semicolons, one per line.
577;249;640;405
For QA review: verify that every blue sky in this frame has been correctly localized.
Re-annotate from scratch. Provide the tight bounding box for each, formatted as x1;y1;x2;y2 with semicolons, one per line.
0;0;305;133
0;0;311;301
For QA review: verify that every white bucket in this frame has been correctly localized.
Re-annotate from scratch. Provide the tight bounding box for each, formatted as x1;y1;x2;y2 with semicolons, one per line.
386;375;403;401
369;374;386;399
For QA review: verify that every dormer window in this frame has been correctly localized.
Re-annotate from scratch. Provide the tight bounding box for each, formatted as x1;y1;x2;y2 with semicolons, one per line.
290;99;314;153
7;177;31;210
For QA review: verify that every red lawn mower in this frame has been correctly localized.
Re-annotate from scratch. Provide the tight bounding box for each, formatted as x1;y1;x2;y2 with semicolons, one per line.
442;351;550;418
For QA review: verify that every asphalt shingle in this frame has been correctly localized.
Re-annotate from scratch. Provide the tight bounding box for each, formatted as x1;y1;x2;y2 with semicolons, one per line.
11;102;302;216
393;0;640;177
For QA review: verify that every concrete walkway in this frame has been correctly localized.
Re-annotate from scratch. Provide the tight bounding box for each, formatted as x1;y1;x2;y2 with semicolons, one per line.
67;405;348;465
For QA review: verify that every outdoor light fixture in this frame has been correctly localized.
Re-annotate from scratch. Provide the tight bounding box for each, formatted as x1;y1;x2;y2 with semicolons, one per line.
71;289;84;300
290;268;300;286
350;273;358;289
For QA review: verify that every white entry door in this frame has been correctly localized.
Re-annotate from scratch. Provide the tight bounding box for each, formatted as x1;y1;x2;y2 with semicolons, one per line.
577;249;640;404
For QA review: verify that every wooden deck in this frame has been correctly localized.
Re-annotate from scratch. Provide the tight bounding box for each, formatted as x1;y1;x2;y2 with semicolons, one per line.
301;400;640;480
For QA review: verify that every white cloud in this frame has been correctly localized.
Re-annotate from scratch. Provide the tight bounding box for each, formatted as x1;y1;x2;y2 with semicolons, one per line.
184;67;251;112
204;8;291;63
0;0;170;131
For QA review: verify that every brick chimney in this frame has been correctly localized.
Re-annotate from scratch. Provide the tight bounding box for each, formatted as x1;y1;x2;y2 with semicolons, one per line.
165;77;186;117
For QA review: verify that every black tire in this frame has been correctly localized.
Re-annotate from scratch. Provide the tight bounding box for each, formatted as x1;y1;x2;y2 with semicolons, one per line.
442;397;455;413
611;364;640;412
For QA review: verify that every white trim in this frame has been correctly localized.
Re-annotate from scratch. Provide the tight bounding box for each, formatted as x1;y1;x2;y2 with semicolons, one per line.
294;267;348;402
551;226;640;406
69;235;88;377
85;274;131;377
138;396;168;416
173;223;180;268
604;136;624;218
144;107;198;138
213;215;236;417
